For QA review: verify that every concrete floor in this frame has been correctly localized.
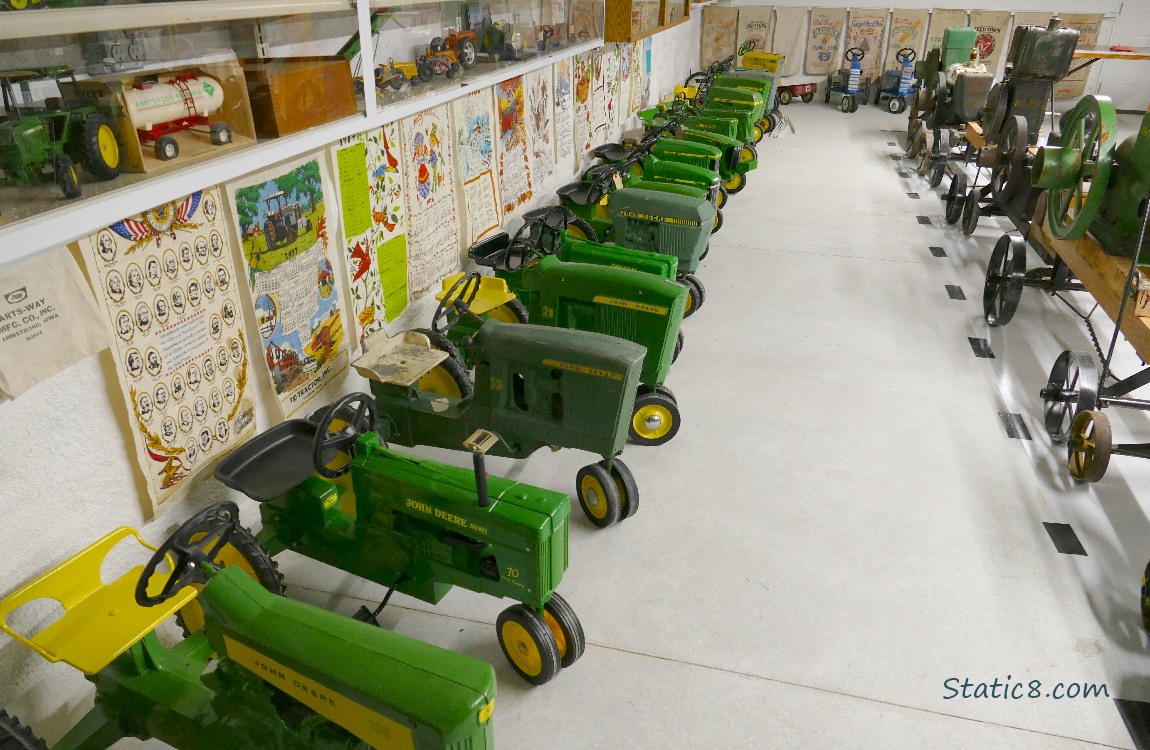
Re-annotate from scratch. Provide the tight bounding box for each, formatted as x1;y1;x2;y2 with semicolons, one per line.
273;104;1147;749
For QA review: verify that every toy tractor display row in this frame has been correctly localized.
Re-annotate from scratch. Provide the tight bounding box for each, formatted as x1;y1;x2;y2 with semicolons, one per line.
0;67;121;198
0;501;498;749
824;47;871;113
637;97;758;194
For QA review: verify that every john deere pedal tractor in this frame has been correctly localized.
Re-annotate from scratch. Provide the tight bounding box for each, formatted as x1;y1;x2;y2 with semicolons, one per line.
351;316;645;528
638;97;757;194
458;223;688;446
0;502;498;750
216;393;584;686
580;153;725;233
0;66;121;198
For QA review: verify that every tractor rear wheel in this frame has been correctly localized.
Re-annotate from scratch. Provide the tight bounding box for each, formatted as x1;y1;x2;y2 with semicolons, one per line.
417;353;474;399
778;88;792;105
486;298;529;324
54;155;81;199
801;92;814;103
629;390;680;446
0;711;46;750
155;136;179;161
609;459;639;520
81;114;120;180
176;524;284;635
576;462;622;527
542;593;586;668
497;604;561;685
446;63;461;79
264;219;279;249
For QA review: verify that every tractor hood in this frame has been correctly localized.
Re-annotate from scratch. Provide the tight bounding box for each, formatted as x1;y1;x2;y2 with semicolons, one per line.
473;316;647;378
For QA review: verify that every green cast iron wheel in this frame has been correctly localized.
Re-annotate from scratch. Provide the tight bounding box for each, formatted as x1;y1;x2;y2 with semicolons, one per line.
723;171;745;194
1038;96;1117;240
542;593;586;668
497;604;561;685
0;711;46;750
575;462;622;527
610;459;639;519
54;155;81;199
176;523;285;635
81;114;120;180
1067;410;1111;483
628;390;680;446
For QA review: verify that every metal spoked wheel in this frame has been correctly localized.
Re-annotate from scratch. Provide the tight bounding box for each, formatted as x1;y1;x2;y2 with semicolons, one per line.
1041;350;1099;443
983;233;1026;327
961;186;981;235
928;129;949;188
944;173;967;224
1067;410;1112;483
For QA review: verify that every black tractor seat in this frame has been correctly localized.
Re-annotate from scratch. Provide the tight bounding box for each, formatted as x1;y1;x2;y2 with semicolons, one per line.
556;180;602;206
591;142;631;162
215;420;318;502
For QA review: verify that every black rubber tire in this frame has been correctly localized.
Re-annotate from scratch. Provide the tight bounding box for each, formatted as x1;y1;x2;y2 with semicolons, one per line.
1141;559;1150;634
446;64;460;79
417;352;475;399
456;38;478;68
801;92;814;103
0;711;47;750
418;62;435;82
175;523;284;635
610;459;639;520
716;186;728;209
711;210;723;235
411;326;472;366
543;592;586;668
575;462;622;528
81;114;120;181
673;330;684;363
490;298;529;324
849;95;859;113
496;604;562;685
565;215;599;243
778;88;792;105
824;84;830;104
210;123;232;146
155;136;179;161
840;95;852;113
54;155;81;199
683;274;705;316
628;390;681;446
700;244;709;261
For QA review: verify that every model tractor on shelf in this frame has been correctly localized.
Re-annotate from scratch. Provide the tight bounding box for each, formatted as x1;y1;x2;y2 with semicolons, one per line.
351;312;645;528
776;82;817;105
125;73;232;161
0;502;499;750
415;33;481;81
874;48;916;114
216;393;584;685
262;190;311;250
0;67;121;198
825;47;871;113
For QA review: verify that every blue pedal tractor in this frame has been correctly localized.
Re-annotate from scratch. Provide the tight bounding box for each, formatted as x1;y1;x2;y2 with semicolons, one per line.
875;48;916;114
824;47;871;113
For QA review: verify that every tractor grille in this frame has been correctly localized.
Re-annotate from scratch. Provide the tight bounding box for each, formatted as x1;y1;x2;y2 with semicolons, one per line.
447;739;474;750
599;304;639;343
660;226;697;264
562;376;594;435
536;534;553;594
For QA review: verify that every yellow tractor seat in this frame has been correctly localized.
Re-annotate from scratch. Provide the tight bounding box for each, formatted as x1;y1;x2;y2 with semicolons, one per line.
435;272;517;315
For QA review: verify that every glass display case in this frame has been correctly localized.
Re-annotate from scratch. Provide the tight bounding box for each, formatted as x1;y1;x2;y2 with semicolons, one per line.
604;0;688;43
0;0;599;232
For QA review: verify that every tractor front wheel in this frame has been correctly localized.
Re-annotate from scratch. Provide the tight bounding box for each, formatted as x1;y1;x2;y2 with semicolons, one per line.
752;123;764;143
716;186;729;209
629;390;680;446
155;136;179;161
683;273;705;316
712;210;723;234
723;171;745;194
176;524;285;635
0;711;47;750
610;459;639;519
81;114;120;180
264;219;279;249
542;593;586;668
778;88;792;105
497;604;561;685
54;155;81;199
575;462;622;528
446;63;461;79
889;96;907;114
840;95;852;113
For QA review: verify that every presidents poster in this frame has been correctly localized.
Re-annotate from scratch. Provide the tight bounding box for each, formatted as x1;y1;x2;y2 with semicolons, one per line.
400;104;462;295
926;10;968;56
78;188;256;513
574;50;595;156
452;89;502;247
883;10;928;72
554;57;575;176
970;10;1011;72
524;67;557;185
496;75;534;214
228;156;348;419
773;7;806;77
845;8;887;79
1056;13;1103;99
701;5;739;69
736;6;774;59
331;122;409;348
806;8;845;76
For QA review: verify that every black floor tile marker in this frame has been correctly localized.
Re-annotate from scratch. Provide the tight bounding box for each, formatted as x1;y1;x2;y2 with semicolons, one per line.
887;141;897;146
998;412;1032;440
1114;699;1150;750
1042;522;1087;556
890;154;902;160
897;170;911;177
968;337;994;358
907;192;920;199
917;215;931;225
946;284;966;300
929;246;947;257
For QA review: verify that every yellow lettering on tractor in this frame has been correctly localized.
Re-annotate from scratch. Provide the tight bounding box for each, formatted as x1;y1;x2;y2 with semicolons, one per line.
542;359;625;380
617;210;702;228
591;296;669;316
224;637;415;750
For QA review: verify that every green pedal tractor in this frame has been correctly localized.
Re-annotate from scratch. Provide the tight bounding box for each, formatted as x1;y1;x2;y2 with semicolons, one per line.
215;393;584;685
638;97;757;194
0;502;498;750
351;322;645;528
436;267;686;447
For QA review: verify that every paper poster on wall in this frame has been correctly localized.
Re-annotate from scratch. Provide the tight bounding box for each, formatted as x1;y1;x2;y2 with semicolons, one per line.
0;248;110;399
925;9;967;56
452;89;502;248
736;6;773;59
883;10;928;72
570;0;599;41
618;44;632;129
496;76;534;214
574;51;595;155
598;45;620;142
331;123;409;346
524;68;556;184
591;50;608;148
401;104;462;296
700;5;739;69
845;8;887;79
228;156;348;419
969;11;1011;72
1055;14;1103;99
78;188;256;513
806;8;845;76
554;57;575;176
773;7;806;77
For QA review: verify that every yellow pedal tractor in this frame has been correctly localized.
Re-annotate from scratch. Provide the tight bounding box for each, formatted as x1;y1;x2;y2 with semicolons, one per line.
0;502;498;750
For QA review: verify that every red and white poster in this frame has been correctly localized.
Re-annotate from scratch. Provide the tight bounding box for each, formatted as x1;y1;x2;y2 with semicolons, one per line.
970;10;1011;73
496;75;534;214
806;7;845;76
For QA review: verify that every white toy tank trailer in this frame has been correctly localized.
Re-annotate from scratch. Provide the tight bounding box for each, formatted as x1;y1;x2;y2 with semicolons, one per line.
124;73;231;161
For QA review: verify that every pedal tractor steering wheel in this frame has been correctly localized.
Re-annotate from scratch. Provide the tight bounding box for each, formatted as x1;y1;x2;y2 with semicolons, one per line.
895;48;916;65
312;392;378;479
432;272;483;334
135;501;241;607
845;46;865;64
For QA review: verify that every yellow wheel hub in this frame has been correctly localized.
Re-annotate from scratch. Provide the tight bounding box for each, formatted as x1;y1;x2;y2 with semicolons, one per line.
542;609;568;659
739;146;755;163
500;620;543;677
632;403;673;440
579;473;608;519
98;124;120;168
418;365;462;398
567;223;589;240
487;304;521;324
684;291;694;314
723;174;744;192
